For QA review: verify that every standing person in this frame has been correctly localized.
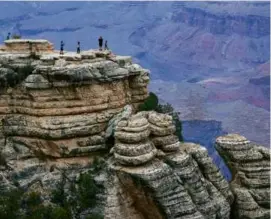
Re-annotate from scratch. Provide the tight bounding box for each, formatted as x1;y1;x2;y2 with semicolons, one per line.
6;32;10;40
77;41;80;54
60;41;64;55
104;40;109;50
98;36;103;51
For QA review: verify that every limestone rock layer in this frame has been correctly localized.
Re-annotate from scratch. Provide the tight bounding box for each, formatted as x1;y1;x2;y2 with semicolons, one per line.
216;134;270;219
114;114;157;166
106;143;233;219
0;48;149;159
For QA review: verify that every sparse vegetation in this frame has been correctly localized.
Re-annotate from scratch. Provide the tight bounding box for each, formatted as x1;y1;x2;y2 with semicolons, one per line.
0;159;104;219
138;92;158;111
0;188;23;219
50;158;104;218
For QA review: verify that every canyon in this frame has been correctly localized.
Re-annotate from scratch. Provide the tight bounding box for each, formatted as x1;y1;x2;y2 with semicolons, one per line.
0;39;269;219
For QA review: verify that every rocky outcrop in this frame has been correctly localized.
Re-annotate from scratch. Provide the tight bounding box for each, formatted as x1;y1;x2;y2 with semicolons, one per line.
1;39;54;53
0;41;150;204
216;134;270;219
112;111;181;166
114;114;157;166
148;111;180;152
105;111;234;219
0;43;150;162
106;145;233;219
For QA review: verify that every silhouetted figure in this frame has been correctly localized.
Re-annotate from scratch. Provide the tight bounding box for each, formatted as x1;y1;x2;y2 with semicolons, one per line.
60;41;64;55
6;33;10;40
77;41;80;54
98;36;103;50
104;40;109;50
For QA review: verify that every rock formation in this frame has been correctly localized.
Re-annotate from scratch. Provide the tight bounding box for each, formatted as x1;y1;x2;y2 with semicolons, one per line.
0;39;54;53
0;39;150;201
216;134;270;219
0;39;269;219
105;110;234;218
148;111;180;152
106;138;233;218
114;113;157;166
0;39;149;162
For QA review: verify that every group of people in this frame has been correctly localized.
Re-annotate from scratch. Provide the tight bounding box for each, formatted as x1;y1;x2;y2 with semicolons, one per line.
98;36;108;51
5;32;109;55
60;36;109;55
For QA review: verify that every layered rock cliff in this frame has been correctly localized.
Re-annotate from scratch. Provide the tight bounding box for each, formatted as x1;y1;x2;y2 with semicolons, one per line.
0;39;149;200
216;134;270;219
0;39;270;219
105;111;234;219
0;39;149;161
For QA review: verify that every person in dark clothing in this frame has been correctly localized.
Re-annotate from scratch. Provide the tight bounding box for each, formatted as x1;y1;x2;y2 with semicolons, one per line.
60;41;64;55
6;33;10;40
77;41;80;54
104;40;109;50
98;36;103;50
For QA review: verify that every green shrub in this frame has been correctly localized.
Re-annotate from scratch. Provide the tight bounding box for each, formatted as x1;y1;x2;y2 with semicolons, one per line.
138;92;158;111
51;174;66;207
24;191;42;209
0;169;101;219
22;204;72;219
77;172;98;209
50;206;72;219
51;170;100;218
0;188;23;219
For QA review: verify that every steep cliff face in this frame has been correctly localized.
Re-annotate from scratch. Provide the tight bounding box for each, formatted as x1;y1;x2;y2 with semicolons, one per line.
0;39;270;219
0;39;149;191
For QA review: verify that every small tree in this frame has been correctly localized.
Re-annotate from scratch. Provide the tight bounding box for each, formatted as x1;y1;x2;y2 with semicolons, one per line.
0;189;23;219
138;92;158;111
77;172;98;209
